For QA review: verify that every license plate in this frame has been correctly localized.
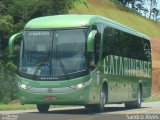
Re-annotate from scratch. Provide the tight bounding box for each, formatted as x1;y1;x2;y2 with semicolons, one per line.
44;96;56;100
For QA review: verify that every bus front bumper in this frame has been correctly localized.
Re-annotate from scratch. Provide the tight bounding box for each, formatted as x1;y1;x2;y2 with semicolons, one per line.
19;85;92;105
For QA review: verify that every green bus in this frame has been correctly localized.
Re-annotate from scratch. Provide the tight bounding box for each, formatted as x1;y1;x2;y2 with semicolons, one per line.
9;15;152;112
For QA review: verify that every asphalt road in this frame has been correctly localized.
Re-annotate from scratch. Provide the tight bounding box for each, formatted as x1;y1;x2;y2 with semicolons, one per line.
0;102;160;120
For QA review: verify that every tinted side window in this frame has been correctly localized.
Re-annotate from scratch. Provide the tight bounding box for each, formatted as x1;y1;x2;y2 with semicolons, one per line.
123;34;150;61
142;39;151;61
103;26;122;56
103;26;150;61
120;32;143;59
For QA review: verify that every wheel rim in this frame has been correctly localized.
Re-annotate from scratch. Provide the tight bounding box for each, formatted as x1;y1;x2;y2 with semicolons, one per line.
101;89;106;107
137;89;141;105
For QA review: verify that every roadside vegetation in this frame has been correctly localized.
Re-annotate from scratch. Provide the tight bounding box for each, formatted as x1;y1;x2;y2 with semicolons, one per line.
0;104;36;111
0;61;17;104
144;96;160;102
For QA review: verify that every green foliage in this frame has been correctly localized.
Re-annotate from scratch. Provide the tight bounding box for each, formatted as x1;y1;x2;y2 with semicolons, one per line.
48;0;75;14
0;61;17;104
0;16;13;34
0;15;13;50
145;96;160;102
0;103;36;110
6;0;76;24
7;0;48;23
111;0;139;14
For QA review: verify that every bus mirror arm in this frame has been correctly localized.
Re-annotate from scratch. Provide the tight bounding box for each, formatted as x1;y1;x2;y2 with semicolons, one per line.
87;30;97;53
88;52;96;70
9;32;23;55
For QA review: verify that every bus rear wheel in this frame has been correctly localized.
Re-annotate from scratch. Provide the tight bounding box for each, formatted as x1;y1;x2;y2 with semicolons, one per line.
37;104;50;112
125;86;142;108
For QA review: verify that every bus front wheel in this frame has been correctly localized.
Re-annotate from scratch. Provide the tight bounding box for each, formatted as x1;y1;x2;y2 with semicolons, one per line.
37;104;50;112
95;87;106;112
85;87;106;112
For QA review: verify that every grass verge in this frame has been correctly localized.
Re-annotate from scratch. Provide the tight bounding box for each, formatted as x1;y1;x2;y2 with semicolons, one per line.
0;103;36;111
144;96;160;102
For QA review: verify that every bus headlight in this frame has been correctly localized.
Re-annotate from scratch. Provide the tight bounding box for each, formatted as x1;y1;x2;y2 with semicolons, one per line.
70;79;92;89
77;84;83;89
18;82;31;90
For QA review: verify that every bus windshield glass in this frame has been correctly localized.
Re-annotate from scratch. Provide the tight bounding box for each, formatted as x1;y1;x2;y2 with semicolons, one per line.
20;29;88;80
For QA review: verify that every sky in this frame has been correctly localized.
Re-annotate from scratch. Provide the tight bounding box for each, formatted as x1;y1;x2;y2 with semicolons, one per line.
146;0;160;9
142;0;160;19
158;1;160;9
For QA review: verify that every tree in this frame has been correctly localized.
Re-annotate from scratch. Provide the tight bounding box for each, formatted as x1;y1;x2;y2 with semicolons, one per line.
135;1;145;14
117;0;160;21
0;1;6;14
6;0;75;23
0;15;13;50
148;0;157;19
47;0;75;14
143;8;149;17
151;7;159;21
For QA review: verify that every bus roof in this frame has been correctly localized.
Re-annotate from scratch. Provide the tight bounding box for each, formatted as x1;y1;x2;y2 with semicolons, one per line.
25;14;149;39
25;15;95;29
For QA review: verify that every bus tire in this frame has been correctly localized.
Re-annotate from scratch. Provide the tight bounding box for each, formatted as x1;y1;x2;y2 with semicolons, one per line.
125;86;142;108
95;87;106;112
37;104;50;112
84;104;95;111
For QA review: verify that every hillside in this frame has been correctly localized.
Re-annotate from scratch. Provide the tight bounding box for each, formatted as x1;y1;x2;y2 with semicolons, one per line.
70;0;160;96
70;0;160;38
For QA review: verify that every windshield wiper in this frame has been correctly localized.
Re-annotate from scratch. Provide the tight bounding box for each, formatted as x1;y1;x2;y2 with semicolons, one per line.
56;53;70;80
33;49;50;78
55;34;69;79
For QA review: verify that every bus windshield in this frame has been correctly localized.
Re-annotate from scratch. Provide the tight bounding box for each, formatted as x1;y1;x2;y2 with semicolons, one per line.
20;29;88;80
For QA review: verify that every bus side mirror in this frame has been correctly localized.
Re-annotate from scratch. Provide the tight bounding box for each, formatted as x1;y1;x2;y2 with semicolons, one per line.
9;32;23;55
87;30;97;53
